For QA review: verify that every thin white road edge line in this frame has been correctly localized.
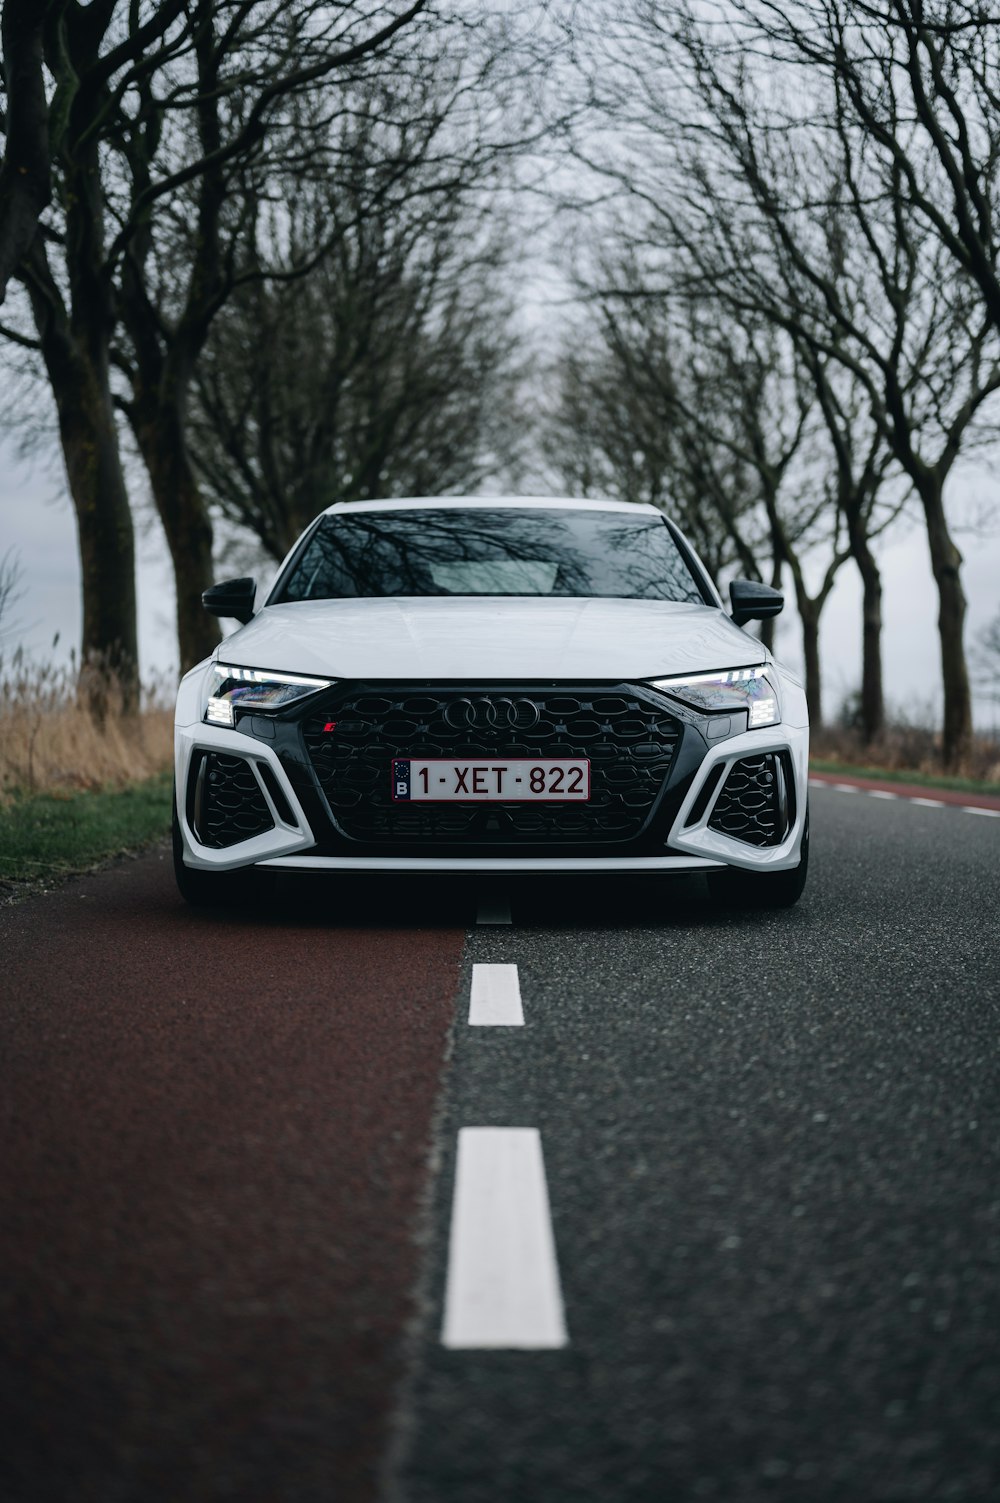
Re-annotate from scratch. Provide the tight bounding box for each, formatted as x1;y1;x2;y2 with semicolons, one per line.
441;1127;568;1350
469;963;524;1027
867;790;898;800
909;796;945;807
962;805;1000;818
832;783;860;793
476;892;512;925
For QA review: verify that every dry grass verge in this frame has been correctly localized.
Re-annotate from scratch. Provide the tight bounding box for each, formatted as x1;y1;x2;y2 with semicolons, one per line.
0;653;174;803
811;721;1000;789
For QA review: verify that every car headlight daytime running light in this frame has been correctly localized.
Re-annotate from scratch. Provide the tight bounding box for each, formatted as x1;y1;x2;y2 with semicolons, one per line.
203;663;334;727
650;665;780;727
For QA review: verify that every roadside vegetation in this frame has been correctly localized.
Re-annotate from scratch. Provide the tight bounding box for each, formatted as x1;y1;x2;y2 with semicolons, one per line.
0;656;172;894
0;775;172;891
811;728;1000;796
810;692;1000;790
0;653;172;799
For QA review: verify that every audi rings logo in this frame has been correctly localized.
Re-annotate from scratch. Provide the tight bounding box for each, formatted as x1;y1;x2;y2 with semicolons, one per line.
443;696;541;732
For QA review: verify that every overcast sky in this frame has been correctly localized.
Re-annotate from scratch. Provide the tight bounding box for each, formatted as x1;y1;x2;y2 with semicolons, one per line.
2;433;999;734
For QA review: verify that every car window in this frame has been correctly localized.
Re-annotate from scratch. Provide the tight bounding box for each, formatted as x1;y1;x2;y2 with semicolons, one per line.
277;508;706;604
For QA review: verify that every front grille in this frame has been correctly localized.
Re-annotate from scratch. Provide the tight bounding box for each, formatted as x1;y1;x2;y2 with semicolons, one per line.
708;753;789;847
302;688;682;846
193;752;274;848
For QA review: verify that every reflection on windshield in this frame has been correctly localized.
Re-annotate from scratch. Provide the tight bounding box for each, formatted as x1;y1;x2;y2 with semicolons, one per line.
279;508;705;604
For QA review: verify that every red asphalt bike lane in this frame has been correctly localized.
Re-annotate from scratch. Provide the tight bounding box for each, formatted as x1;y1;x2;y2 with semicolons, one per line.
0;851;465;1503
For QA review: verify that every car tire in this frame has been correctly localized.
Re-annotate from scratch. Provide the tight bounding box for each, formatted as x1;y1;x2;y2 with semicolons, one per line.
172;793;275;908
707;805;809;910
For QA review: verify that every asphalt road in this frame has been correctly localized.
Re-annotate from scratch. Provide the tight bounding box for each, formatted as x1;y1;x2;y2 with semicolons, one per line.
3;784;1000;1502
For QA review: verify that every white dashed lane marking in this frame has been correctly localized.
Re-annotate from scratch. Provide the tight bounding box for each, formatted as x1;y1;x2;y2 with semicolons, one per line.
810;777;999;817
469;964;524;1027
441;1127;568;1350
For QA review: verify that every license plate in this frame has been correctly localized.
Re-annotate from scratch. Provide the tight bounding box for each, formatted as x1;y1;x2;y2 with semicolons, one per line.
392;758;590;802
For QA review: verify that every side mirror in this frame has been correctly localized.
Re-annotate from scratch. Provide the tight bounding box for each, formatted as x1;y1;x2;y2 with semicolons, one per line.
203;576;257;624
729;578;784;627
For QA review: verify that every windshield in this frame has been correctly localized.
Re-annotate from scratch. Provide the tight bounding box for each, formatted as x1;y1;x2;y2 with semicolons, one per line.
277;508;706;604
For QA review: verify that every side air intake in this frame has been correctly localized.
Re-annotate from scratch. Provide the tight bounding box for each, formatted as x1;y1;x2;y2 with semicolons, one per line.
708;752;795;847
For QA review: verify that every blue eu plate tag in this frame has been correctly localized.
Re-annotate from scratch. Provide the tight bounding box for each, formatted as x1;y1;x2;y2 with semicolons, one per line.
392;759;411;801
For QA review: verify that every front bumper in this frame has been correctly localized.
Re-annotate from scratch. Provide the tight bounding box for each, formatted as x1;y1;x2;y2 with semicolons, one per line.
174;697;809;876
259;853;725;874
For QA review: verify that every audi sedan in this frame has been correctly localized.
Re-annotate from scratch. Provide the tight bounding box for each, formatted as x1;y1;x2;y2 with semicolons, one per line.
173;497;809;907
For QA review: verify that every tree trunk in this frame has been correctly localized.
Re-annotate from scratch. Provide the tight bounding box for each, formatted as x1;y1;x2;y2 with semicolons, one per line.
27;266;139;713
64;375;139;712
767;522;826;725
759;557;782;654
847;528;885;743
800;602;822;729
919;476;972;768
0;0;50;303
860;566;884;744
136;397;221;672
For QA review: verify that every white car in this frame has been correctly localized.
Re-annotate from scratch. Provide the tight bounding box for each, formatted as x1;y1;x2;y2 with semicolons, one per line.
173;497;809;907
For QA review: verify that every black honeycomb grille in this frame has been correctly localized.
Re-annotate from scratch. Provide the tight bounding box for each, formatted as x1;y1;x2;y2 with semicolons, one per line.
198;752;274;848
708;753;787;847
302;688;682;845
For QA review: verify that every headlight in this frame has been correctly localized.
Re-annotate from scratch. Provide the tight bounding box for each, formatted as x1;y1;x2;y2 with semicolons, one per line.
650;665;780;728
203;663;334;726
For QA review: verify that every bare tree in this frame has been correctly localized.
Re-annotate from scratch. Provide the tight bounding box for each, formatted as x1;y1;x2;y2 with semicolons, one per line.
731;0;1000;339
111;1;439;670
701;321;850;727
4;2;554;677
686;16;998;764
186;131;524;560
543;298;774;579
545;281;861;722
793;344;898;740
564;0;1000;764
542;273;778;580
2;1;435;696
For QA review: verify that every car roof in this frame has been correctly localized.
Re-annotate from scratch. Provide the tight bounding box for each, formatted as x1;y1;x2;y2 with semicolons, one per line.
320;495;663;518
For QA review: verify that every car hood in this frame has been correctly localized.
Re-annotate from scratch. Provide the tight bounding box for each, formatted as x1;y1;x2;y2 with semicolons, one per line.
218;596;764;681
221;595;763;685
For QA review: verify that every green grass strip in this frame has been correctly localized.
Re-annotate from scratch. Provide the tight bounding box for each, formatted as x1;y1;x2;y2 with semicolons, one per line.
0;772;172;885
810;758;1000;797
